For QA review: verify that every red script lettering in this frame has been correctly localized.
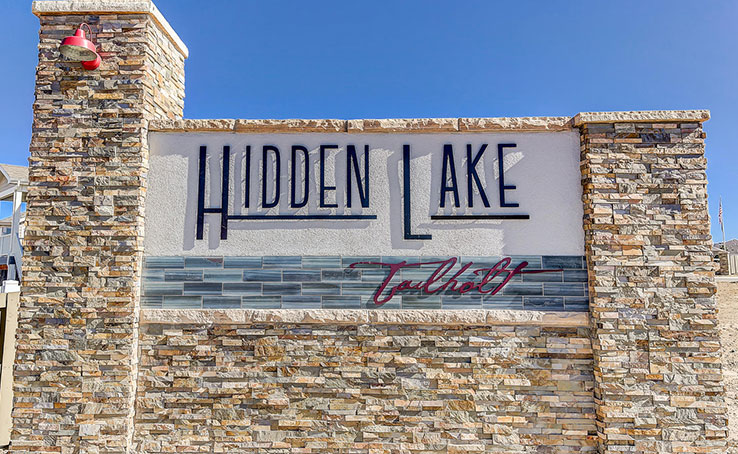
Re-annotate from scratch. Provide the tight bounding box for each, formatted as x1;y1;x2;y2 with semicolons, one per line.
349;257;561;306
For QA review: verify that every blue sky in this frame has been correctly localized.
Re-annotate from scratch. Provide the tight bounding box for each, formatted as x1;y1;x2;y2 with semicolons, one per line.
1;0;736;241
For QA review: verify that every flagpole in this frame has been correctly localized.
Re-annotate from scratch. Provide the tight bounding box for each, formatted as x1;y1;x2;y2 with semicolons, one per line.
720;197;730;274
722;206;727;251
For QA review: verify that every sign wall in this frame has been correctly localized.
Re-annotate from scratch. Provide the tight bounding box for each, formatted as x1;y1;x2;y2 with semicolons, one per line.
142;131;587;311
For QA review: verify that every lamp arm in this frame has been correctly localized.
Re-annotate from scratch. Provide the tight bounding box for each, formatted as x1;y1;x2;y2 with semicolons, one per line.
79;23;93;37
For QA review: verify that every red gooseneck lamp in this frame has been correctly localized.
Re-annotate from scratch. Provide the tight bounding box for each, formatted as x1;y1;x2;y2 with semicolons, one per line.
59;23;101;70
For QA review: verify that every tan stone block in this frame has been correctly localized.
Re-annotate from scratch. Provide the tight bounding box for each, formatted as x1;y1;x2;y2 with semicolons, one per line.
234;119;346;133
347;118;457;133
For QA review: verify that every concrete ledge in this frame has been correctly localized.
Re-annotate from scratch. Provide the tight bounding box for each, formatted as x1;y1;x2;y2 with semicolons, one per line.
32;0;189;58
347;118;459;133
573;110;709;125
147;119;236;132
148;111;710;133
149;116;575;133
235;119;346;133
459;116;572;131
141;309;589;327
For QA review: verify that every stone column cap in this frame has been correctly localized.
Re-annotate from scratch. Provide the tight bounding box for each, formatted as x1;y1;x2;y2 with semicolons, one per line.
573;109;709;125
148;111;711;134
32;0;188;58
148;117;576;133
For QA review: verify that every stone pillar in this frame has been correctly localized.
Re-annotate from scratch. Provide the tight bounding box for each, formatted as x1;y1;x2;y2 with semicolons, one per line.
575;111;728;453
13;2;186;453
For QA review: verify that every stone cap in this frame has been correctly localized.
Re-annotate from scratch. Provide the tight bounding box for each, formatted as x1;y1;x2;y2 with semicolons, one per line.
148;117;575;133
572;109;709;125
141;308;589;327
149;111;710;134
32;0;188;58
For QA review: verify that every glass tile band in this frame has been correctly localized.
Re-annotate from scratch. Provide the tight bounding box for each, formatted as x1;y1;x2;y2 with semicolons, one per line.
142;255;589;311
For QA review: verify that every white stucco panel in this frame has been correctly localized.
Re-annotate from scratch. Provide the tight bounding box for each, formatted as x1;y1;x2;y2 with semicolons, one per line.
145;131;583;256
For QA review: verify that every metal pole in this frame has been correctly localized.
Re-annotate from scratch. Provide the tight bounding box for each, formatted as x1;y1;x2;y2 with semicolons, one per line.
9;186;20;243
720;197;730;274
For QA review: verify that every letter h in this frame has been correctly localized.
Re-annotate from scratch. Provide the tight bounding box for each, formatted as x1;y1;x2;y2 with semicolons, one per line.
196;145;230;240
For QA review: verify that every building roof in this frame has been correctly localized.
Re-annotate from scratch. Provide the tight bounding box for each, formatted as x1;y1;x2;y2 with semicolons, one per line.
0;164;28;203
0;164;28;185
0;211;25;224
715;239;738;254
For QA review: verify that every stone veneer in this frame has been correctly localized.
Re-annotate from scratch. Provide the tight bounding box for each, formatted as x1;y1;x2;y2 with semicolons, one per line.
135;311;597;453
576;114;728;452
13;2;186;453
13;1;727;453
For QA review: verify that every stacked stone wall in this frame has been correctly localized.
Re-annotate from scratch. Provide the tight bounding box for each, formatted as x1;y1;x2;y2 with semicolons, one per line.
135;315;597;453
577;115;728;452
13;7;186;453
143;18;185;121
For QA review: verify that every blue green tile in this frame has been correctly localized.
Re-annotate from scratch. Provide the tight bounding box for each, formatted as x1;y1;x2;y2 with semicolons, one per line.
459;256;504;268
513;255;543;269
402;295;441;309
223;257;262;269
543;283;586;297
524;296;565;311
341;282;380;295
322;269;361;281
322;296;361;309
564;270;589;283
360;269;391;282
302;256;341;268
380;256;420;264
222;283;261;296
362;296;401;310
282;296;321;309
442;294;482;309
282;270;321;282
342;257;382;268
470;273;523;289
140;296;162;308
243;270;281;282
143;270;164;283
483;296;523;310
419;256;452;263
144;282;183;296
164;270;203;282
522;271;563;282
486;272;523;283
204;269;243;282
263;283;300;295
565;296;590;311
184;282;222;295
502;283;543;296
263;256;301;268
542;256;584;270
242;296;281;309
144;256;184;269
391;287;423;296
203;296;241;309
302;283;340;295
400;268;436;280
163;296;202;309
184;257;223;268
